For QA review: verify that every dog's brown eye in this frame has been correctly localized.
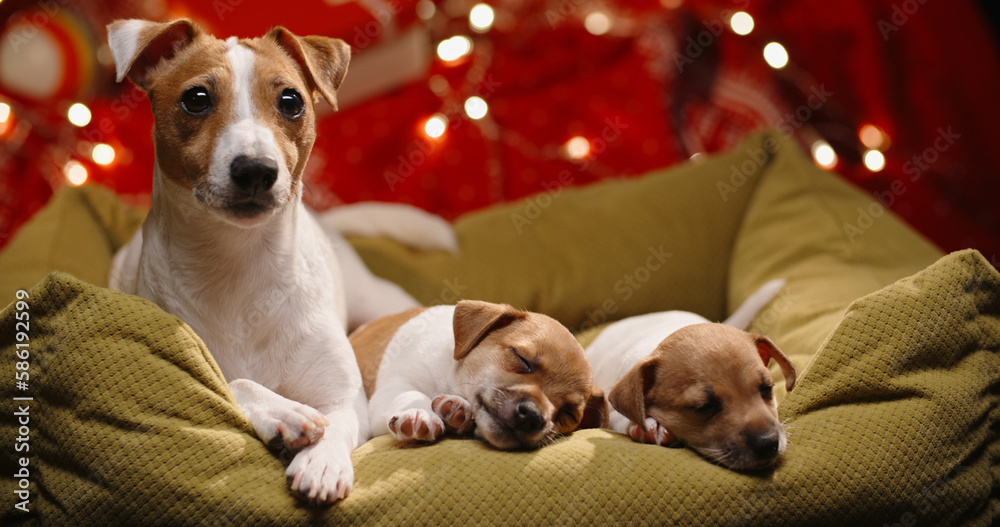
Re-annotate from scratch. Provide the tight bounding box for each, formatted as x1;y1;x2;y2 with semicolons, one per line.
180;86;212;115
510;347;533;374
278;88;305;119
760;384;774;401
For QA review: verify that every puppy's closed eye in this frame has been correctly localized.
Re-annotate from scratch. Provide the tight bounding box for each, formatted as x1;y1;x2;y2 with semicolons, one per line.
759;383;774;402
687;395;722;417
509;347;534;374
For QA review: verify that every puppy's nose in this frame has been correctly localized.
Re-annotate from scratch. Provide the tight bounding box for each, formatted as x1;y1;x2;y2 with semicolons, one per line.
511;400;544;433
230;155;277;195
746;430;780;460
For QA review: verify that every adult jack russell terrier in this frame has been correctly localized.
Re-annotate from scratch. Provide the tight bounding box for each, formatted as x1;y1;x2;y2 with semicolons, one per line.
106;19;439;504
351;300;609;449
586;279;797;471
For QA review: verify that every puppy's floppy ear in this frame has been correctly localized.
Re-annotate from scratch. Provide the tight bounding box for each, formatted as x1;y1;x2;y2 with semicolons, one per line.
452;300;526;360
578;387;610;430
754;335;797;391
267;27;351;111
107;19;200;89
608;356;657;427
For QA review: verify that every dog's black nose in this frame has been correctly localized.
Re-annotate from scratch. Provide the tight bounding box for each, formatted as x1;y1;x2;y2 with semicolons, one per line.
230;155;278;195
746;430;780;460
511;400;544;433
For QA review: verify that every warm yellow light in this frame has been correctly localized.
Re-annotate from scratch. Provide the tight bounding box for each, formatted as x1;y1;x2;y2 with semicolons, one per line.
469;4;495;32
416;0;436;20
863;149;886;172
92;143;116;165
564;136;590;159
0;103;10;123
464;97;488;120
584;12;612;36
730;12;754;35
67;103;92;127
859;124;887;150
437;36;473;62
763;42;789;69
811;141;838;170
64;160;89;186
424;114;448;138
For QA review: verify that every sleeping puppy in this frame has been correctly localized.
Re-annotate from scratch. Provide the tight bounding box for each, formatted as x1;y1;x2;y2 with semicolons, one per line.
351;300;608;449
586;279;797;470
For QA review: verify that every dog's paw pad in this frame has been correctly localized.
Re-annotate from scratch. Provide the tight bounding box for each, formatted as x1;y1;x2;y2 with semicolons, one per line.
432;394;475;435
387;409;444;443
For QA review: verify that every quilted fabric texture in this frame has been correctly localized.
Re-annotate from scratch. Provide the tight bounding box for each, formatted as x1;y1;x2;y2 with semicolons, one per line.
1;251;997;525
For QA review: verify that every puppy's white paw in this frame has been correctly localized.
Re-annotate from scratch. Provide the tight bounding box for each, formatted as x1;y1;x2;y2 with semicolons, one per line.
432;394;475;436
254;400;329;450
286;442;353;505
387;408;445;443
628;417;678;446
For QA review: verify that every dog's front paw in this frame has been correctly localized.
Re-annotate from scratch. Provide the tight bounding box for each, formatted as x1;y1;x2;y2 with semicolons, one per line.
277;405;329;450
286;442;353;505
628;417;678;446
432;394;475;436
387;409;445;443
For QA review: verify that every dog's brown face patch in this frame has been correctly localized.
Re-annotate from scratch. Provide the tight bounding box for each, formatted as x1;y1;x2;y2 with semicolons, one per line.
643;324;788;470
454;304;601;450
145;34;230;191
133;27;346;223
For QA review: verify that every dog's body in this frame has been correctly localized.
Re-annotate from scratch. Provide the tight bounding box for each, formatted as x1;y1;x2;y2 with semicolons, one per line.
586;279;797;470
105;19;433;504
350;301;608;450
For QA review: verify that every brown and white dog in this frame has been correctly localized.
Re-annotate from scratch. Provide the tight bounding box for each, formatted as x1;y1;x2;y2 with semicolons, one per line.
104;19;441;504
585;279;797;470
351;300;608;449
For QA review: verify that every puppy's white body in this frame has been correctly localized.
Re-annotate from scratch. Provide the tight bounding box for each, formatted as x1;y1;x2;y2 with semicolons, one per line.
367;305;462;437
587;311;709;435
587;279;786;437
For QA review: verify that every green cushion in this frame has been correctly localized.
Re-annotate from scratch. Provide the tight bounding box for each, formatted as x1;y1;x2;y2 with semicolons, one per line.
3;130;993;525
2;251;997;525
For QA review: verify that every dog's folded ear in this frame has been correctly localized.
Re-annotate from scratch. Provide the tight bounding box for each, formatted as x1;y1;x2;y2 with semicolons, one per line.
452;300;526;360
578;387;610;430
267;27;351;111
608;356;657;428
107;19;200;89
754;335;797;391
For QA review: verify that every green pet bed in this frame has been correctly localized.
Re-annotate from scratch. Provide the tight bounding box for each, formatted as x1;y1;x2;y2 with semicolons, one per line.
1;131;996;525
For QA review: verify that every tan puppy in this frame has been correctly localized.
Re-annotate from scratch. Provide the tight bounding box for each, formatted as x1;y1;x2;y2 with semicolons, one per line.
351;300;608;449
586;280;797;470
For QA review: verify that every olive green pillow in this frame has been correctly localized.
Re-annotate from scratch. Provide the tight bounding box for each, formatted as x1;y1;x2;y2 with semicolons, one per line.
2;250;997;525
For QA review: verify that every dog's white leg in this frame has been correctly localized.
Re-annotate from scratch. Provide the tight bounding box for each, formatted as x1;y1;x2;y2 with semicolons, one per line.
229;378;329;449
284;383;368;504
610;410;674;446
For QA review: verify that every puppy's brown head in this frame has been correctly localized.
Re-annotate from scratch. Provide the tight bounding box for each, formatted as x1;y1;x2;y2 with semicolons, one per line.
107;19;350;226
452;300;607;450
609;323;797;470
